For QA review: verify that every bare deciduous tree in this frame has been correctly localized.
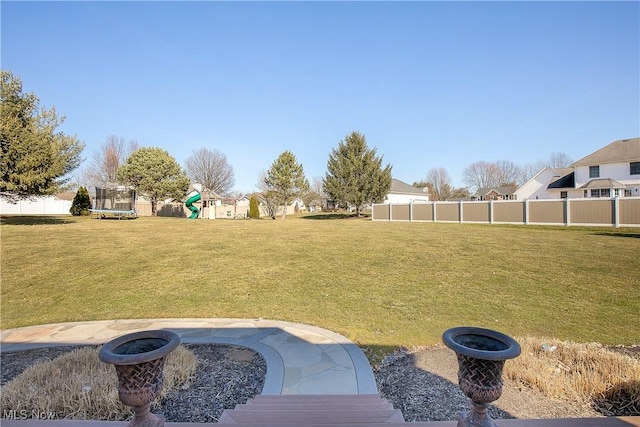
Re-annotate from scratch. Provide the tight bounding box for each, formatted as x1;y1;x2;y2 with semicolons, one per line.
184;148;235;196
519;160;547;184
548;152;573;168
463;160;522;193
425;167;453;201
302;176;325;211
462;161;499;192
87;135;139;186
257;170;281;218
494;160;521;187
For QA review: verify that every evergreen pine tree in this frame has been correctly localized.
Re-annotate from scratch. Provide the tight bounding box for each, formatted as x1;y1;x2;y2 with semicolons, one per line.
249;195;260;219
70;186;91;216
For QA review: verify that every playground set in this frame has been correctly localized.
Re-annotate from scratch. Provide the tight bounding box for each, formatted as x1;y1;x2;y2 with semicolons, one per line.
90;184;224;219
185;191;201;219
184;184;222;219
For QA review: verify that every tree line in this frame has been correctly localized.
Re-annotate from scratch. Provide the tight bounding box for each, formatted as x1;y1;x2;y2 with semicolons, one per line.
2;70;573;214
2;71;393;217
415;151;573;201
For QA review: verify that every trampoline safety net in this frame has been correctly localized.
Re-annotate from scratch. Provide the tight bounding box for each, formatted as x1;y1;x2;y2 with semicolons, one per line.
93;187;136;213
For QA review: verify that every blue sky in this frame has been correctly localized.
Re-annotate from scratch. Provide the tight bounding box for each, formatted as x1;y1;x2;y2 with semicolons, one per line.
2;1;639;193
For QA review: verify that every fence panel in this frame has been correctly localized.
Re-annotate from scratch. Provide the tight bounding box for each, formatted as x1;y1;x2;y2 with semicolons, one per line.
372;204;390;220
528;200;565;224
620;198;640;226
411;203;433;221
371;197;639;227
570;199;614;226
0;198;71;215
462;202;490;223
391;204;411;221
493;201;525;223
135;201;152;216
435;203;459;222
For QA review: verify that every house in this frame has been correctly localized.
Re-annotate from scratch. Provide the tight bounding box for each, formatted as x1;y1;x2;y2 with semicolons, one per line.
383;179;430;204
572;137;639;198
474;186;517;201
515;137;640;199
515;167;574;200
210;193;306;218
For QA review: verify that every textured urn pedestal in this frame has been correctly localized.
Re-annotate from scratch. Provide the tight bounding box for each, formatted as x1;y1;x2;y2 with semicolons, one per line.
99;330;180;427
442;327;521;427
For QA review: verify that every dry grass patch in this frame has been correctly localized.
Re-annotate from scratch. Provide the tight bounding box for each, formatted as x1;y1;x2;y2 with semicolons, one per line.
504;337;640;416
0;345;196;420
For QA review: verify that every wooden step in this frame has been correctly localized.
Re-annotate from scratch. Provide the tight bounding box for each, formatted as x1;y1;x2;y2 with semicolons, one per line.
236;402;395;411
218;394;405;424
245;394;392;409
218;408;405;424
249;394;389;404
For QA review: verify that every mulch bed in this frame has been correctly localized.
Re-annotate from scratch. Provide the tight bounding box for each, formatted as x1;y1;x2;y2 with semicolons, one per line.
2;343;639;422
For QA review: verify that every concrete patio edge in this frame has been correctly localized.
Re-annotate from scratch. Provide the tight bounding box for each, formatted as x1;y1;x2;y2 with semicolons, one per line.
0;318;379;395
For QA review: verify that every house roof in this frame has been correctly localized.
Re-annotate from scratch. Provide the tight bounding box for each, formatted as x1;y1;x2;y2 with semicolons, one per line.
55;191;77;201
572;137;640;166
388;179;428;195
476;186;516;196
547;170;575;190
579;178;626;189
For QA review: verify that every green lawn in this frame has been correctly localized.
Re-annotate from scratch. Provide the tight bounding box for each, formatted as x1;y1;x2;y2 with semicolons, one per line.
1;214;638;352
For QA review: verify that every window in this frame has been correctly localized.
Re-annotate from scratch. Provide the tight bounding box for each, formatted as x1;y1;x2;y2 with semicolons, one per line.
589;165;600;178
591;189;601;198
601;189;610;197
584;190;588;197
631;162;640;175
560;191;568;199
614;189;620;197
625;189;632;197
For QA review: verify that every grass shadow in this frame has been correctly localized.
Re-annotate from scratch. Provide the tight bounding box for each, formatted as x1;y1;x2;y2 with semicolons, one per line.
0;216;75;226
592;231;640;239
302;213;371;220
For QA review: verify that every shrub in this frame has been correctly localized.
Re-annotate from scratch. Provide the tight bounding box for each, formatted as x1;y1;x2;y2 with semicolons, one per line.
249;195;260;219
70;186;91;216
0;345;197;420
504;336;640;416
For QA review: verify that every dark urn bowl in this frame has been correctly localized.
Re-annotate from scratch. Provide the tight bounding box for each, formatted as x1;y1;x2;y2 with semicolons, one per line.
99;330;180;427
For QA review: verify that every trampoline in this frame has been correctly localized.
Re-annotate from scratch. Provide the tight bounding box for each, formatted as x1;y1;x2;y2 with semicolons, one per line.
91;186;137;219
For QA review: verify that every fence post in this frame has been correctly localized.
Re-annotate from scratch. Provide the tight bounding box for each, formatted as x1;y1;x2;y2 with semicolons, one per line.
409;202;413;222
432;202;437;223
459;200;464;223
565;197;571;226
489;200;494;224
614;197;620;228
389;203;392;221
524;199;529;225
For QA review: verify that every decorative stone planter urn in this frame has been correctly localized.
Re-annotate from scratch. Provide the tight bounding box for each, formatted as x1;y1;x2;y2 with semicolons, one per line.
442;326;521;427
99;330;180;427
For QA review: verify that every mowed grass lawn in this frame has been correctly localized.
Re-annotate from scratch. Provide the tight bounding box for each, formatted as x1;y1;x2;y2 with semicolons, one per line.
1;214;638;350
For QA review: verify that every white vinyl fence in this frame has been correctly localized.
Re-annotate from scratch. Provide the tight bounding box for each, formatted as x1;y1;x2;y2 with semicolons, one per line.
1;197;72;215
